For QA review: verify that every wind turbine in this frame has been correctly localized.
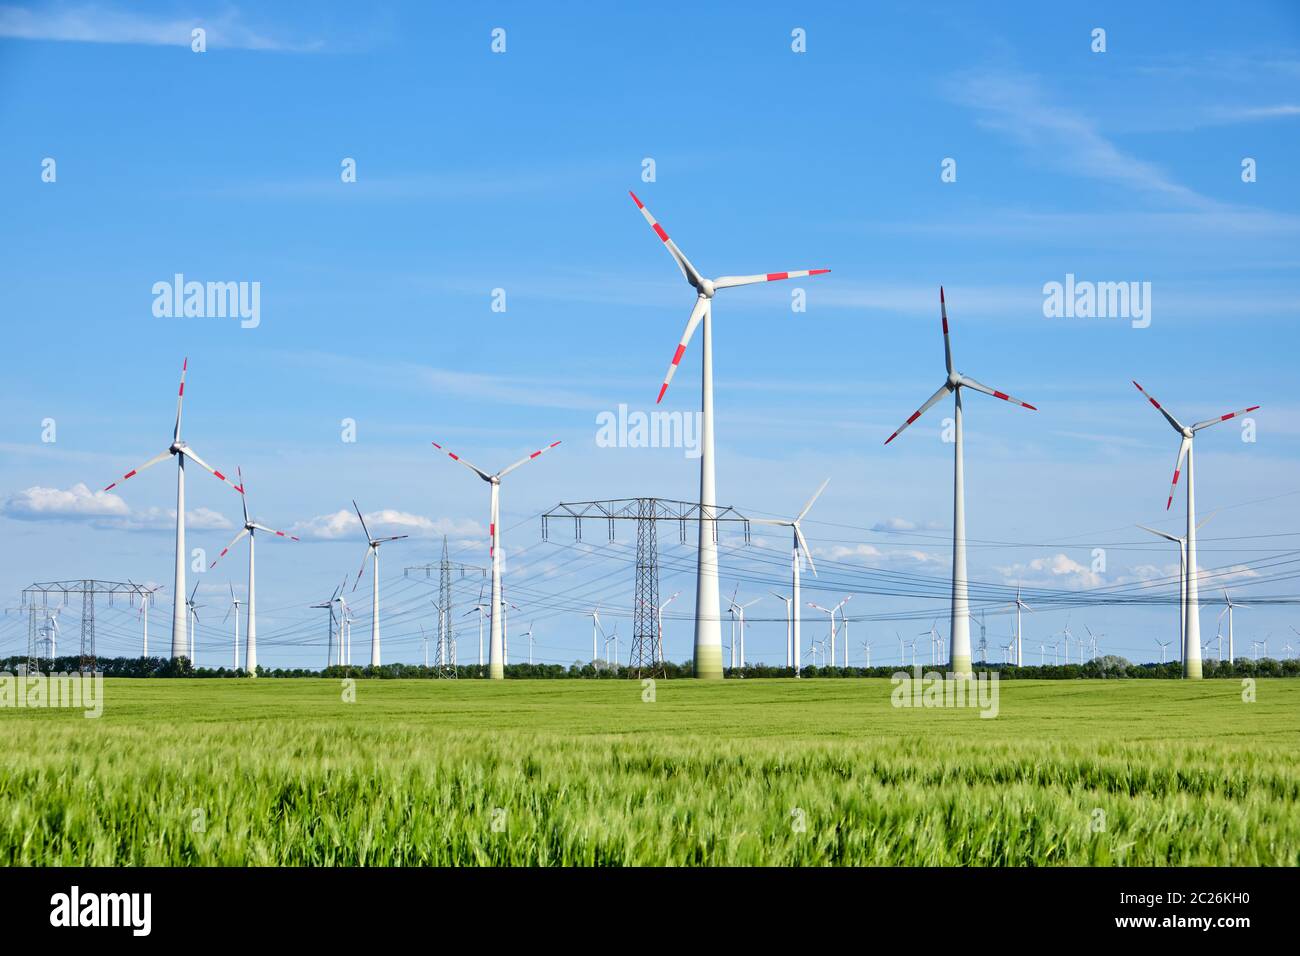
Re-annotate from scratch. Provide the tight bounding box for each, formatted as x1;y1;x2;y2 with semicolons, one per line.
883;288;1037;677
920;620;941;665
629;191;829;679
465;587;489;672
311;582;341;668
861;640;873;668
808;602;839;667
1219;590;1249;663
1132;380;1259;679
223;583;243;671
432;439;561;679
1084;625;1103;662
335;585;352;667
605;623;620;672
184;581;202;662
834;595;853;667
653;592;680;664
1156;638;1172;663
751;479;829;677
523;622;536;665
350;500;410;667
1138;511;1215;668
587;606;606;667
1003;586;1034;666
100;358;244;658
208;467;298;675
728;588;760;669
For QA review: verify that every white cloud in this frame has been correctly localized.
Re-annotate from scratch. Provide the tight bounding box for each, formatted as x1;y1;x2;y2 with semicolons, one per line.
0;4;319;51
997;553;1104;590
2;482;127;519
1;484;232;532
290;508;482;541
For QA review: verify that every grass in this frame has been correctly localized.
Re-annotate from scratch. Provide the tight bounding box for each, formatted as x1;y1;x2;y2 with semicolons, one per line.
1;677;1297;865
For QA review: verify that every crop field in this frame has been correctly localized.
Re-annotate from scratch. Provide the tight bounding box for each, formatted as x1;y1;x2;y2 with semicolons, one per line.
1;678;1297;866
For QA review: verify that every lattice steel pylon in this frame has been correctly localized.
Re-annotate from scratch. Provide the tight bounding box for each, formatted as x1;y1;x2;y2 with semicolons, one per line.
80;588;95;675
21;580;155;676
406;537;484;678
436;537;457;677
631;498;662;677
542;498;751;678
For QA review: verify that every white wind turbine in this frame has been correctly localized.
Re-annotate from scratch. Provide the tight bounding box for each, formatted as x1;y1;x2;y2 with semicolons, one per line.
208;467;298;675
101;357;244;658
653;592;680;664
884;288;1037;677
629;191;829;679
185;581;203;662
751;479;829;677
1219;590;1249;663
1156;638;1172;663
587;605;606;667
350;500;410;667
523;622;536;666
727;588;761;669
310;582;342;668
1003;586;1034;666
834;595;853;667
223;583;243;671
433;439;561;679
336;586;353;667
1138;511;1215;668
807;602;839;668
861;640;873;668
466;587;489;672
1132;380;1259;679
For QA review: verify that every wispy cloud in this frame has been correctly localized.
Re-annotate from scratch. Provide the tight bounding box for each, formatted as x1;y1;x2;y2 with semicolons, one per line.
0;3;321;51
949;69;1217;209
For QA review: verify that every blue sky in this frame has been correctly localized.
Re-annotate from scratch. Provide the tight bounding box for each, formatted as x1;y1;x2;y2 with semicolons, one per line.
1;1;1298;669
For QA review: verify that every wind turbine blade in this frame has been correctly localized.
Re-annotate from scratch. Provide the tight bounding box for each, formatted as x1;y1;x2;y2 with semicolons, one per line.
959;376;1037;410
103;449;171;491
174;357;188;442
656;296;709;404
628;191;704;288
352;500;372;542
189;580;200;603
177;446;244;492
940;287;953;374
1131;380;1186;433
1191;404;1261;433
1137;523;1181;543
796;477;831;522
353;545;371;591
223;604;232;624
883;381;952;445
1166;436;1191;511
794;524;818;577
237;466;250;525
251;523;299;540
209;527;250;569
431;442;492;481
498;440;563;478
712;268;830;289
374;535;409;544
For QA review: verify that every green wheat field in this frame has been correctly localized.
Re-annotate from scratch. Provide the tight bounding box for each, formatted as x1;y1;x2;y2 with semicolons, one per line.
2;678;1297;866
